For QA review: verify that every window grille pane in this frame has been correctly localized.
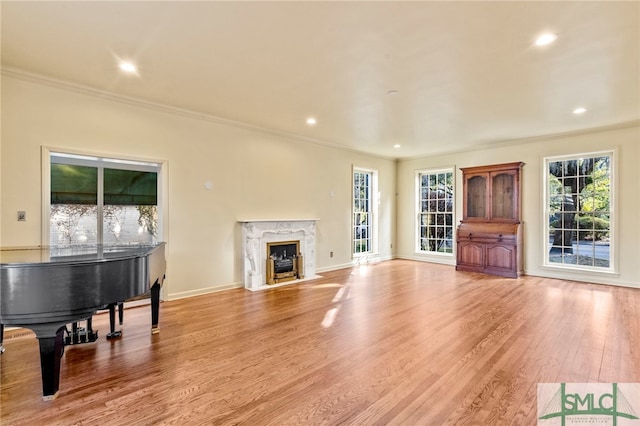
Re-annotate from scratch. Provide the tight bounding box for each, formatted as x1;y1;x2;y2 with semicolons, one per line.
103;205;158;244
417;170;454;255
50;204;98;245
353;170;374;255
546;153;612;270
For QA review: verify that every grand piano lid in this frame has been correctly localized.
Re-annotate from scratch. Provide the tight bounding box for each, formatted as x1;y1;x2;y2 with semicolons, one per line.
0;242;165;266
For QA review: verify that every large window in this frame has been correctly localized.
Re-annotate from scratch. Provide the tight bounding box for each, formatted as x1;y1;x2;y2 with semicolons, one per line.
353;168;377;255
416;169;454;254
545;152;613;271
49;152;161;245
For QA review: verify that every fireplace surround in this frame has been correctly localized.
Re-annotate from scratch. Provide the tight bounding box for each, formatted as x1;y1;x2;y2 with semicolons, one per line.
240;219;318;290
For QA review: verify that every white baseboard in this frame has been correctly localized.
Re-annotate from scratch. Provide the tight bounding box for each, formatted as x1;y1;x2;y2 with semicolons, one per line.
166;282;243;301
316;254;394;273
316;262;356;273
396;253;456;266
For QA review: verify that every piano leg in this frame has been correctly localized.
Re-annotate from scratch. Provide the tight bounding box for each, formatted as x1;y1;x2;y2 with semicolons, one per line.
38;326;65;400
118;301;124;325
72;322;79;344
1;323;4;353
85;317;98;342
107;303;123;339
151;282;160;334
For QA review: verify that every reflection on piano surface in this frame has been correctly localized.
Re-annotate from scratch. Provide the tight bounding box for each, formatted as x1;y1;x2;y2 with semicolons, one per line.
0;242;166;400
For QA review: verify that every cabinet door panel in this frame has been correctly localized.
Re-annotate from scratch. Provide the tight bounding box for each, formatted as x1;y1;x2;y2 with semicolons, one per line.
486;244;516;271
457;242;484;267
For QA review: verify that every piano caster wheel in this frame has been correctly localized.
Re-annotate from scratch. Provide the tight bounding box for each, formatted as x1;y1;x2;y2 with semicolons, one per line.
151;327;160;335
0;345;5;354
106;331;122;339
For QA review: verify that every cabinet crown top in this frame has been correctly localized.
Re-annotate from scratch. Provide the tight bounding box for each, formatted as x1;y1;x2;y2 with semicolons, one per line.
460;161;524;173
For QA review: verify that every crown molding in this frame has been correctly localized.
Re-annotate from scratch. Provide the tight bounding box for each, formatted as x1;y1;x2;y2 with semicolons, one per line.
3;66;637;163
398;119;640;162
1;66;394;161
481;120;640;149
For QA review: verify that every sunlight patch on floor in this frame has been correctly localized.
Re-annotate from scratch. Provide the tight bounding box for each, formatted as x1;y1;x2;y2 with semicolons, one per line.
321;306;340;328
321;283;352;328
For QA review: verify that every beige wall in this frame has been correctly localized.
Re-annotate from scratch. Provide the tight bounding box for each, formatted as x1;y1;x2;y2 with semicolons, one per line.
397;124;640;288
3;74;638;295
0;75;396;299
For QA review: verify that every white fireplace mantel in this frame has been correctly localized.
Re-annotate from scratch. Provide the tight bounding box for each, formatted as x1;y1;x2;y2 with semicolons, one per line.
240;219;319;291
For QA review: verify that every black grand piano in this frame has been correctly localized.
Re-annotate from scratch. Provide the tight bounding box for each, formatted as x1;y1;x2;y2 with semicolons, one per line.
0;242;166;400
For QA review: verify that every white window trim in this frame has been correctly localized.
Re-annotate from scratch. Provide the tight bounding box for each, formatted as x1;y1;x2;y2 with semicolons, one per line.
414;167;455;256
352;166;379;258
541;149;617;275
41;146;169;247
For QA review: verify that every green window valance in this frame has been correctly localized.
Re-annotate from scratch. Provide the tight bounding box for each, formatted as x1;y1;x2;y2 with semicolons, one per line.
51;164;157;205
104;168;157;205
51;164;97;204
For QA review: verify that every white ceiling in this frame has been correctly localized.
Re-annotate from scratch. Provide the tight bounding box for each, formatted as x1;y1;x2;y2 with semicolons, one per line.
2;1;638;159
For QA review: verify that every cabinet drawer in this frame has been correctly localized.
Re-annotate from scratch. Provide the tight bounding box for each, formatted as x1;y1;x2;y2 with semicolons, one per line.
457;235;515;244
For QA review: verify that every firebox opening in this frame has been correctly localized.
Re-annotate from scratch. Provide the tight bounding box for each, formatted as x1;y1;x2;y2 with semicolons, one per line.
266;240;304;284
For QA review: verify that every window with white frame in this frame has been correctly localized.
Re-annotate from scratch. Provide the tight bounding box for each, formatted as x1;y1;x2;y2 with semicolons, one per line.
416;168;454;254
353;168;377;255
545;152;613;271
49;151;161;246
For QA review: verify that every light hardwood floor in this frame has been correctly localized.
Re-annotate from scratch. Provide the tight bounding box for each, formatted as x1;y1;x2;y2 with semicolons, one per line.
1;260;639;425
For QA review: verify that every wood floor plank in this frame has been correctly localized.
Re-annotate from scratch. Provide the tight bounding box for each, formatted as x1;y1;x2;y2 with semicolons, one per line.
1;260;639;425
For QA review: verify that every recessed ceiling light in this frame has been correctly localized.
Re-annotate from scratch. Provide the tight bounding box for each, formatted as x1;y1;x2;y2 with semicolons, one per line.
573;107;587;114
306;117;317;125
119;61;138;74
393;144;401;148
535;33;558;47
387;90;399;96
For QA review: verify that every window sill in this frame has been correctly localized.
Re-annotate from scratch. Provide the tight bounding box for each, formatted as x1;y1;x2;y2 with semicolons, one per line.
414;251;454;257
540;263;619;278
353;251;375;258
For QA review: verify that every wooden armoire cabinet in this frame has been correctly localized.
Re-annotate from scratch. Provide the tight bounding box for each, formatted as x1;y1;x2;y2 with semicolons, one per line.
456;162;524;278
